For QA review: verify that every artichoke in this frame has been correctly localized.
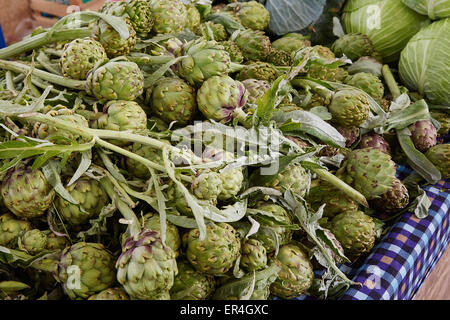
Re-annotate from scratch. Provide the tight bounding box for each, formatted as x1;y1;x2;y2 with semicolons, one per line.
148;0;188;34
1;167;55;219
232;29;271;62
220;41;244;64
170;260;216;300
242;79;271;104
237;62;278;83
336;125;360;148
92;100;147;145
271;33;311;54
18;229;47;255
46;233;70;251
431;111;450;136
217;168;244;201
408;120;437;152
370;177;409;213
149;77;197;127
183;223;240;275
265;163;309;197
142;213;181;257
270;243;314;299
337;148;397;200
267;48;293;67
331;33;375;61
125;143;165;179
426;144;450;179
100;0;154;38
91;18;137;58
197;21;228;41
344;72;384;104
185;4;201;32
329;211;376;257
86;60;144;102
55;177;109;227
117;229;178;300
88;287;129;300
36;113;90;144
192;171;222;202
251;202;294;253
60;38;108;80
57;242;116;300
306;180;359;218
227;0;270;31
310;45;336;61
307;65;349;83
359;133;391;155
240;239;267;272
174;39;231;86
197;75;248;123
328;88;370;127
0;213;32;247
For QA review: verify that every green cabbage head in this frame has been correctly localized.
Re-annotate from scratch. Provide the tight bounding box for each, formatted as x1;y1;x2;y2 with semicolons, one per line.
342;0;430;62
401;0;450;19
399;18;450;106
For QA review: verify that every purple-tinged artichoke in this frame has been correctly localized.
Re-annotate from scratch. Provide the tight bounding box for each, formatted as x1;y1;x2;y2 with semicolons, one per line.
336;125;360;147
359;133;391;155
142;213;181;257
370;177;409;213
425;144;450;179
408;120;437;152
242;79;271;104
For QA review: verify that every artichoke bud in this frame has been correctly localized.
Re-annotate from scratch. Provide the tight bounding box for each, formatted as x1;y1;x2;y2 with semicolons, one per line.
192;171;222;202
18;229;48;255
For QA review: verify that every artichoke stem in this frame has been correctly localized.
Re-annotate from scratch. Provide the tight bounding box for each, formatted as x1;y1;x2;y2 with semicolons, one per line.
230;62;245;73
290;79;333;102
127;54;174;65
233;108;252;128
382;65;401;100
0;59;86;90
0;28;91;59
313;168;369;207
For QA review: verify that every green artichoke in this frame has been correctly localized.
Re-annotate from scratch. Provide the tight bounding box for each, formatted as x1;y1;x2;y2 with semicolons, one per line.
86;60;144;102
227;0;270;31
217;168;244;201
125;142;165;179
265;163;309;197
92;100;147;145
242;79;271;104
36;113;90;144
220;41;244;64
18;229;48;255
57;242;116;300
60;38;108;80
337;148;397;200
307;65;349;83
426;144;450;179
431;111;450;136
197;21;228;41
184;223;240;275
370;177;409;213
185;4;201;32
55;177;109;226
88;287;130;300
142;213;181;257
0;213;32;247
237;62;278;83
148;0;188;34
100;0;154;38
267;48;293;67
251;202;294;253
270;243;314;299
1;167;55;219
197;75;248;123
174;39;232;86
408;120;437;152
45;233;70;251
117;229;178;300
310;45;336;61
359;133;391;155
328;88;370;127
306;179;359;218
192;171;222;202
329;211;376;257
170;260;216;300
344;72;384;104
272;33;311;54
91;18;137;58
149;77;197;126
232;29;271;62
331;33;375;61
240;239;267;272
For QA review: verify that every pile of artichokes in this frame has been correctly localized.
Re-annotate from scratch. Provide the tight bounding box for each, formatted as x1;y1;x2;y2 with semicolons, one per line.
0;0;448;301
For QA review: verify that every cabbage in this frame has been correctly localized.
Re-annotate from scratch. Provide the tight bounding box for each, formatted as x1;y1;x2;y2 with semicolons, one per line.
399;18;450;106
342;0;430;62
402;0;450;19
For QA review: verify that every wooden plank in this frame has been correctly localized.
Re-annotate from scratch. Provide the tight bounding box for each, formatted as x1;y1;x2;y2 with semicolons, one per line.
30;0;69;17
414;246;450;300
